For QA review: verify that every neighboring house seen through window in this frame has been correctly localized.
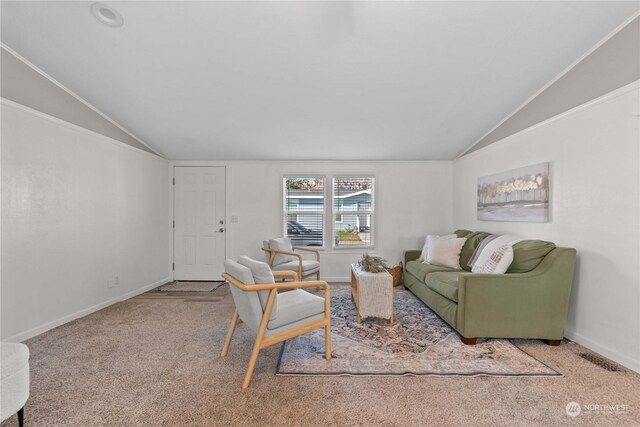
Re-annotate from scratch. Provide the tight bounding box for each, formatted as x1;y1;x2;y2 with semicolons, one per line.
283;176;374;248
283;177;325;247
333;177;374;247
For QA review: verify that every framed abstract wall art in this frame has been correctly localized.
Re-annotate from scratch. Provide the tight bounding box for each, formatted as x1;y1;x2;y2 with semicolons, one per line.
477;162;550;222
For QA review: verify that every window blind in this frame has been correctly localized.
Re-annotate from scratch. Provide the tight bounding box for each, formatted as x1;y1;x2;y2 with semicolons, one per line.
333;177;374;247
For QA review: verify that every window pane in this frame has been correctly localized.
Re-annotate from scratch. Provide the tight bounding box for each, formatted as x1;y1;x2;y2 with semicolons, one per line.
284;177;324;247
333;177;374;247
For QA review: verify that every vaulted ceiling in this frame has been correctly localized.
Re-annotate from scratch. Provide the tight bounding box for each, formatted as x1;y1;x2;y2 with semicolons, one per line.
1;1;638;160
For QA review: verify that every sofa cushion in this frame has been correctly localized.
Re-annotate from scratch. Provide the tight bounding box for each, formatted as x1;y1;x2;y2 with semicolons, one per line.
459;231;491;271
454;229;473;238
508;240;556;273
425;272;461;302
405;260;457;282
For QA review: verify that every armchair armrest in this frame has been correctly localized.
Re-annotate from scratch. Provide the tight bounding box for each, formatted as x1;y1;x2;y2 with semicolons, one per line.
293;246;320;261
261;247;303;266
456;247;576;339
272;271;299;281
223;273;329;292
223;273;331;318
404;250;422;270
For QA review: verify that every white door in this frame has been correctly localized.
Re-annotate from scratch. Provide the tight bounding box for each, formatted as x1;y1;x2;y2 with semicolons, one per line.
174;166;226;280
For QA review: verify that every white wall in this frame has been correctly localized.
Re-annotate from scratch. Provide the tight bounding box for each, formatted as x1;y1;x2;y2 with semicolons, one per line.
1;100;172;341
172;160;453;281
453;82;640;372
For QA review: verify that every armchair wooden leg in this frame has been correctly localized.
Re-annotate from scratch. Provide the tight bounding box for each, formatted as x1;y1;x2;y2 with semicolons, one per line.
324;286;331;360
325;321;331;361
316;271;320;280
242;333;264;389
221;311;240;357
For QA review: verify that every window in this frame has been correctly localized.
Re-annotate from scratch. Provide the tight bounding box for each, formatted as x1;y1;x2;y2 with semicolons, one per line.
283;177;325;247
333;177;374;247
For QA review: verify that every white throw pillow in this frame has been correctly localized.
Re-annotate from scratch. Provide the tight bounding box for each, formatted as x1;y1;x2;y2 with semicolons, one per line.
471;234;522;274
471;245;514;274
419;234;457;262
268;237;296;266
426;237;466;269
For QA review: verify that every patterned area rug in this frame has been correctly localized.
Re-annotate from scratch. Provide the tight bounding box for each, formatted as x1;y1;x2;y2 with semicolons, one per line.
276;286;561;377
158;281;223;292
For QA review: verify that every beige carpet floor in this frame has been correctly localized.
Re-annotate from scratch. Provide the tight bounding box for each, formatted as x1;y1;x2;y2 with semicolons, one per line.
2;284;639;427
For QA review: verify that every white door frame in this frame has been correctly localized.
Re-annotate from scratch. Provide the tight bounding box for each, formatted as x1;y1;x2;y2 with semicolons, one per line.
171;165;228;281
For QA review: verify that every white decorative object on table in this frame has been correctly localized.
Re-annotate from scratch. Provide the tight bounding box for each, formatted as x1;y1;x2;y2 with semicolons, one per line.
350;264;394;324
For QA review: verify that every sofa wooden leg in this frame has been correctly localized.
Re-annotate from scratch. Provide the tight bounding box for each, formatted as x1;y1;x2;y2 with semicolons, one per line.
18;407;24;427
461;337;477;345
542;339;561;346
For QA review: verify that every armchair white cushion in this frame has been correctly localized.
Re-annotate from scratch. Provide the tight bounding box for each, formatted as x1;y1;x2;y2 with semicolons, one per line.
237;256;277;320
267;289;325;331
223;260;265;333
265;238;296;265
1;342;29;426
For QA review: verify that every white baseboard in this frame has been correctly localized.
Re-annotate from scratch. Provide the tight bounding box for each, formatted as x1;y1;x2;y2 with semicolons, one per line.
6;277;171;343
564;329;640;374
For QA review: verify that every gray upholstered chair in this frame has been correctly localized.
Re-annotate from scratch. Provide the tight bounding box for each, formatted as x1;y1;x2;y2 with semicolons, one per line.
262;238;320;281
1;342;29;427
221;256;331;389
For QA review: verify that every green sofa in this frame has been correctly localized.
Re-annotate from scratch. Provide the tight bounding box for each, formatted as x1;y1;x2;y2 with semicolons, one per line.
403;230;576;345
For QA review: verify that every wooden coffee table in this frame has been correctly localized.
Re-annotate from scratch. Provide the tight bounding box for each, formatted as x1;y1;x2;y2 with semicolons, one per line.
350;264;394;324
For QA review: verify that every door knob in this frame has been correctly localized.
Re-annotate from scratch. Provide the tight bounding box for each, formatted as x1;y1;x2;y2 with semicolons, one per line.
219;228;225;232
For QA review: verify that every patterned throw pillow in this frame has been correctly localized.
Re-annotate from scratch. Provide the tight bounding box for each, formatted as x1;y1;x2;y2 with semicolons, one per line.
467;234;499;268
471;244;514;274
471;234;522;274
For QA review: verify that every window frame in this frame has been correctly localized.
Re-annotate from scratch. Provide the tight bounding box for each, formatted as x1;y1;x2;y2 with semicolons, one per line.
282;175;327;249
281;174;376;252
331;175;375;250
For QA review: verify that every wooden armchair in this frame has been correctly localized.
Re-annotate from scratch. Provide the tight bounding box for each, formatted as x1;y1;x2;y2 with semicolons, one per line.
262;238;321;281
221;257;331;389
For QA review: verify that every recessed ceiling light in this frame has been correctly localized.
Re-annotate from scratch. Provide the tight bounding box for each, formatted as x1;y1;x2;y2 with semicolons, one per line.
91;3;124;28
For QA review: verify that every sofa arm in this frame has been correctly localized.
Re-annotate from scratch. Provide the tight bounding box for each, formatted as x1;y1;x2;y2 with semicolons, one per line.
403;250;422;270
456;247;576;340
